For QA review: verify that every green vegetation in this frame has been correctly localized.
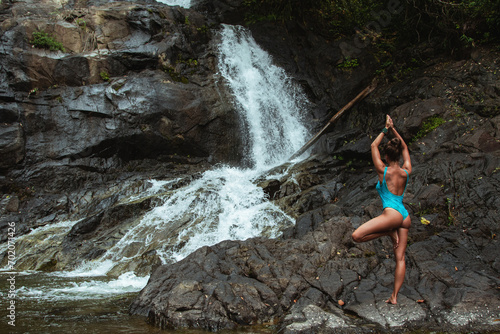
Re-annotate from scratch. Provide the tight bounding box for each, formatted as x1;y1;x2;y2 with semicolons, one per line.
243;0;500;49
75;18;87;31
243;0;381;34
28;87;38;98
29;31;65;52
100;71;110;81
176;55;199;67
163;65;189;84
197;25;209;34
337;57;359;70
412;116;446;143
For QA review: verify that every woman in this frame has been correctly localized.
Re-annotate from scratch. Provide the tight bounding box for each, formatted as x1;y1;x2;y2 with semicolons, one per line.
351;114;412;305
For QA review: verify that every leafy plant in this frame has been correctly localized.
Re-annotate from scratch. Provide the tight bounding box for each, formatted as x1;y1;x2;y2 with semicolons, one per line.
337;57;359;70
163;65;189;84
100;71;110;81
30;31;65;52
243;0;382;36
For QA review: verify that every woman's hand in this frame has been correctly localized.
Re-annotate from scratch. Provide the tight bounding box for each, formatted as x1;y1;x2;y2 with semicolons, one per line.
386;114;394;129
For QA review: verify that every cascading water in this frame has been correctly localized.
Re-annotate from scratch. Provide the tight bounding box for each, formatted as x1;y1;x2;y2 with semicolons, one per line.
69;24;310;274
155;0;192;8
218;25;310;169
0;24;310;332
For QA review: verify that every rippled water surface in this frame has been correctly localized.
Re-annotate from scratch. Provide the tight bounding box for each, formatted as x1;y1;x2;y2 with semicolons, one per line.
0;272;275;334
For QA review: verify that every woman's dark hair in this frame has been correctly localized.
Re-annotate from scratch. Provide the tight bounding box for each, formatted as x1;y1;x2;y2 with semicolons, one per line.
384;138;403;162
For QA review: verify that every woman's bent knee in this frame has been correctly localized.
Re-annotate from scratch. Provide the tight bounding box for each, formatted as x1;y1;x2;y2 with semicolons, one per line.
352;231;361;243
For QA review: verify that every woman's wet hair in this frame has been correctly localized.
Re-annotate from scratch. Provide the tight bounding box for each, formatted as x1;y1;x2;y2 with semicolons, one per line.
385;138;402;162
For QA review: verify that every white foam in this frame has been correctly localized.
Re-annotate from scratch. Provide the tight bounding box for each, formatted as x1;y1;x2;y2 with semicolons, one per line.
121;178;179;204
16;272;149;301
156;0;191;8
218;25;310;169
51;259;116;277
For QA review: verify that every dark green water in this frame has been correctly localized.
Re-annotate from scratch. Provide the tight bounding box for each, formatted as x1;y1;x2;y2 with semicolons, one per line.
0;272;275;334
0;271;160;333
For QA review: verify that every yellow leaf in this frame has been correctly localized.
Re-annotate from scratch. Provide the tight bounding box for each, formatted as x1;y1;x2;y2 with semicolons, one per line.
420;217;430;225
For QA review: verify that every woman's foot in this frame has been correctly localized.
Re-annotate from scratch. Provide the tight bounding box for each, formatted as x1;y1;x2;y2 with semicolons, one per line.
385;295;397;304
389;229;399;249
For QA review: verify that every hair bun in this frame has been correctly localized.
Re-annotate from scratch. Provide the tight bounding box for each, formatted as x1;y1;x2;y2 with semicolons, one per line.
385;138;403;162
391;138;401;147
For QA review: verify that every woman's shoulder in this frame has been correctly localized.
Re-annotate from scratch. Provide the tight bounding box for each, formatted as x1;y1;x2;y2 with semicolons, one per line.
399;167;411;178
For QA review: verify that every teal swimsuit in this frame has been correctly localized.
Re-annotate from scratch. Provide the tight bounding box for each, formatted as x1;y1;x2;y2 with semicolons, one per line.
376;167;409;220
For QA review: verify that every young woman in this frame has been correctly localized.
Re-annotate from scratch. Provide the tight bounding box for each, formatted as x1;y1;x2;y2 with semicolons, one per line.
351;114;412;304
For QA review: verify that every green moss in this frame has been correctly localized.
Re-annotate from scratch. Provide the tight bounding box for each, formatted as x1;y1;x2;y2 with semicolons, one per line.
176;55;199;67
411;116;446;143
112;82;125;91
100;71;110;81
75;18;87;30
163;65;189;84
337;57;359;70
197;25;209;34
30;31;65;52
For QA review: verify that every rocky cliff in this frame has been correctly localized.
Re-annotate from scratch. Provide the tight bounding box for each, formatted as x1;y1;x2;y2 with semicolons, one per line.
1;0;499;333
0;0;241;246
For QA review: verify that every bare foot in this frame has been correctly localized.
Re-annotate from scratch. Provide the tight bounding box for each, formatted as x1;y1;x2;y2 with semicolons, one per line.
389;229;399;249
385;296;397;304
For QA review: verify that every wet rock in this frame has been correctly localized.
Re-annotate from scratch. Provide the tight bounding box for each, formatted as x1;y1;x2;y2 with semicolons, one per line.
0;195;19;213
283;304;353;334
0;123;25;169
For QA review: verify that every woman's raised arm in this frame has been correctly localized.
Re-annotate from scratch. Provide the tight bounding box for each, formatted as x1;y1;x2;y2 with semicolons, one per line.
390;125;412;174
371;115;391;175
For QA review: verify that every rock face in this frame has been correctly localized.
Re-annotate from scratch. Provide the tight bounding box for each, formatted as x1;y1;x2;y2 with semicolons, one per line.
0;0;242;244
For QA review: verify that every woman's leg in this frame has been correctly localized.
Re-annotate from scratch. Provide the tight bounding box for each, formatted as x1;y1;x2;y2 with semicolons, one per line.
352;209;403;245
386;215;411;304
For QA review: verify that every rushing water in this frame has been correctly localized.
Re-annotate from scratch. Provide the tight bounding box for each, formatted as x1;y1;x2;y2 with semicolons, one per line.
155;0;191;8
0;25;310;332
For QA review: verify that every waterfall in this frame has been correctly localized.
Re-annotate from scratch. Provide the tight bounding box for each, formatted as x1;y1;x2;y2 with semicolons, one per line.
1;25;310;301
155;0;192;8
218;25;309;169
79;24;310;271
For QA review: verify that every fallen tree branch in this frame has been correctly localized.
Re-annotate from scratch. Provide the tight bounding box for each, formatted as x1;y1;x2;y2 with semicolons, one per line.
289;79;377;160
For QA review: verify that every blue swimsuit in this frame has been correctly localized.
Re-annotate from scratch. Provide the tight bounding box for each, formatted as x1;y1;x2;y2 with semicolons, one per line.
376;167;409;220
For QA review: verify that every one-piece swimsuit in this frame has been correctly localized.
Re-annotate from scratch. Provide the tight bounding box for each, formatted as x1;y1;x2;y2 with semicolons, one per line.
376;167;409;220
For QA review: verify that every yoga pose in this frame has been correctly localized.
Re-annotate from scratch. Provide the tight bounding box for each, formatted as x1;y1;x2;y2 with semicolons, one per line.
352;114;412;304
